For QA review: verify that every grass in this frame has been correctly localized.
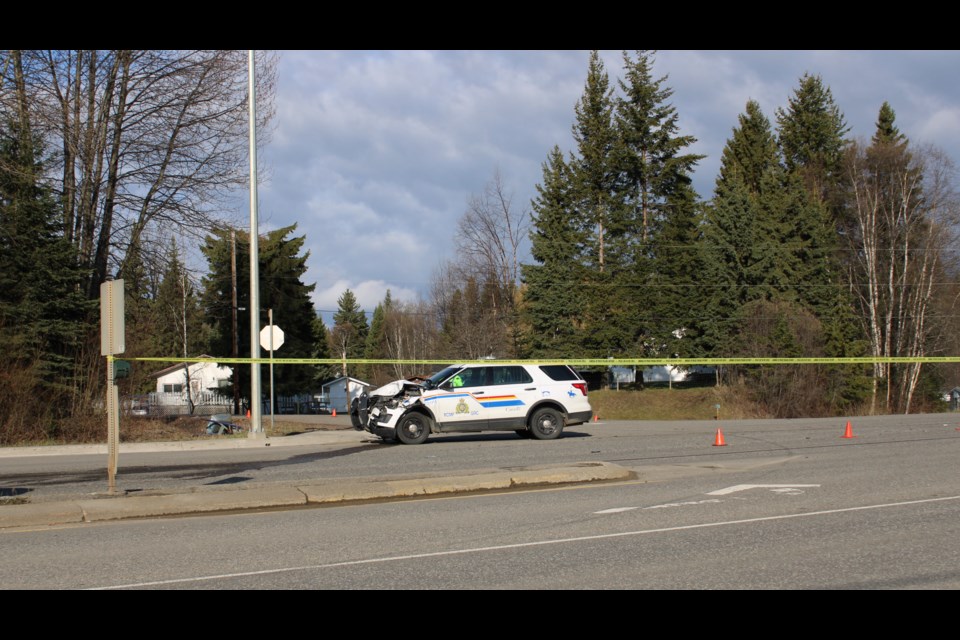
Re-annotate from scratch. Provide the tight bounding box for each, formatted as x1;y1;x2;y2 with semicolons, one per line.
0;384;791;447
0;415;349;448
116;415;347;442
588;384;765;421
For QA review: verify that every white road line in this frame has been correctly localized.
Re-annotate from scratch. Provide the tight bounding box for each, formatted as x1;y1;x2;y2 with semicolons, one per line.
88;494;960;590
595;507;639;514
707;484;821;496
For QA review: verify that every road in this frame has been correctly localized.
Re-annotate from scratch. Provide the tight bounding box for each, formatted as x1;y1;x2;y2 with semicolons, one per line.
2;414;960;589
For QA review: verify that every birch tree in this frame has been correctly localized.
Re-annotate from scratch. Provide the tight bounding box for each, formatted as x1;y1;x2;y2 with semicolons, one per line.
845;133;958;412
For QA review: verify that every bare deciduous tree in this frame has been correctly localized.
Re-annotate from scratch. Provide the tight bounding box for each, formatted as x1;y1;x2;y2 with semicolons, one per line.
382;299;440;380
454;168;530;300
845;141;959;413
433;170;530;358
1;50;277;298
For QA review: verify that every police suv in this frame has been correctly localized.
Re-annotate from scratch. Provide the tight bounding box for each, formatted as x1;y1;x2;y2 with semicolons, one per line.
351;363;593;444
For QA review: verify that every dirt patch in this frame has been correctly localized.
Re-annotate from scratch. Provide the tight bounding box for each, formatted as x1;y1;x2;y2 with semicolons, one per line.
118;415;351;443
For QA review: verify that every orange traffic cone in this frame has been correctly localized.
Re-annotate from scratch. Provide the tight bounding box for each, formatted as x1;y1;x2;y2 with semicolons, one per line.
246;409;250;418
332;408;337;417
594;414;599;423
842;420;855;438
713;428;727;447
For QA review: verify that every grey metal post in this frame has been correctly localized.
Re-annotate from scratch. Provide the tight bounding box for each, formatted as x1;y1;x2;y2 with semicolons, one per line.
248;50;263;435
268;308;275;433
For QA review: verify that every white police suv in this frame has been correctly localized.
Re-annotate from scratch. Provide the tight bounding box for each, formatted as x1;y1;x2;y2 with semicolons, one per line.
351;363;593;444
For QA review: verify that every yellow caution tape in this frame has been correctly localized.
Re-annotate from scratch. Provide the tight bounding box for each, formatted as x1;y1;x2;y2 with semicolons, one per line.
122;356;960;365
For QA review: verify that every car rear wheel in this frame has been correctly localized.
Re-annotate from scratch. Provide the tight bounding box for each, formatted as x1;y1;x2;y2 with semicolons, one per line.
529;407;564;440
396;412;432;445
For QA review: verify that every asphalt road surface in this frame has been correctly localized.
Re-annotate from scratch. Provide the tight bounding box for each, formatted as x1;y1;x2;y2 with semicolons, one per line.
2;414;959;589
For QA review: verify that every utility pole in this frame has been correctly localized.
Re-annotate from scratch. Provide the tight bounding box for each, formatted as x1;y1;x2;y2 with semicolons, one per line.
231;229;240;415
248;50;263;435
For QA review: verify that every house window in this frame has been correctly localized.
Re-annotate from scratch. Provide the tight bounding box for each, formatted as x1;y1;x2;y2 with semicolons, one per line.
163;384;183;393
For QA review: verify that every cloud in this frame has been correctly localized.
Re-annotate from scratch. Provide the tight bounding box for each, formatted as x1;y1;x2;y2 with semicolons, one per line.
313;278;420;326
243;50;960;316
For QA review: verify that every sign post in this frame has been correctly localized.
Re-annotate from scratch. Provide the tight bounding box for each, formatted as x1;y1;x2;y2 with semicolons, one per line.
100;279;125;494
260;310;284;432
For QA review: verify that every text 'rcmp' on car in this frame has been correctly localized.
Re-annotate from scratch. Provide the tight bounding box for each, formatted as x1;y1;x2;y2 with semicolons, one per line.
351;363;593;444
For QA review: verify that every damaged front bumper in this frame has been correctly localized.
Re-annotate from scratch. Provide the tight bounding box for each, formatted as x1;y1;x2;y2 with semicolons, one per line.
351;382;423;439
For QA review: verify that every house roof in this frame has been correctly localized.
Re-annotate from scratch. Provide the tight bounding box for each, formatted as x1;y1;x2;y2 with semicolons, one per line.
322;376;370;389
151;355;228;379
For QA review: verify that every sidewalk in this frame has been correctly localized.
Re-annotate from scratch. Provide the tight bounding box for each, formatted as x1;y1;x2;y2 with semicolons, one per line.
0;425;633;529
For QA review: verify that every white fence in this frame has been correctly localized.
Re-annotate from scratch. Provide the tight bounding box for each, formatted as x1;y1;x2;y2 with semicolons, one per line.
125;390;233;417
124;391;331;417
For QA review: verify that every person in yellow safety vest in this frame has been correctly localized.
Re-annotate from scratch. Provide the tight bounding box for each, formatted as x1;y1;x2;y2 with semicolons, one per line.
450;374;464;388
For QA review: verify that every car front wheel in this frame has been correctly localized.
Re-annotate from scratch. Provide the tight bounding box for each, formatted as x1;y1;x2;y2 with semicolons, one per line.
529;407;564;440
395;412;432;445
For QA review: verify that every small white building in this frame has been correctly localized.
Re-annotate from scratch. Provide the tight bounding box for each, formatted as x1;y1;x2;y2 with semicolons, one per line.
944;387;960;410
153;357;233;395
642;365;716;384
322;377;370;412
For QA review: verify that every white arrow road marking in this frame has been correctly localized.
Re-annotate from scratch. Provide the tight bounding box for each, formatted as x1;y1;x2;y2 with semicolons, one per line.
707;484;820;496
595;499;722;514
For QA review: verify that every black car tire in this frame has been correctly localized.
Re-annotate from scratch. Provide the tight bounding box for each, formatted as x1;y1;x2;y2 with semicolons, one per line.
529;407;564;440
395;412;432;445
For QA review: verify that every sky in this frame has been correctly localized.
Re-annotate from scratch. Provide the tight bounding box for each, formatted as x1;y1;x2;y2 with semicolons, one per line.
247;50;960;322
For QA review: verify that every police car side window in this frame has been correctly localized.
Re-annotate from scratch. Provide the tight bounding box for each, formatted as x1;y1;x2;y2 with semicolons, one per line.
458;367;486;388
492;366;533;385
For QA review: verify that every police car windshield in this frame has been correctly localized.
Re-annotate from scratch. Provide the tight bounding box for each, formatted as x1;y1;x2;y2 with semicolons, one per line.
424;366;462;390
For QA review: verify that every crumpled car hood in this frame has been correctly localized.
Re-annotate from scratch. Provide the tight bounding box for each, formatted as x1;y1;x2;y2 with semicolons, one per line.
370;379;424;398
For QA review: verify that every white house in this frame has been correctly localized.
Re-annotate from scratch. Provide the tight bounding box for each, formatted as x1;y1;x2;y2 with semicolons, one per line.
609;364;715;386
153;356;233;395
322;377;370;412
642;365;715;384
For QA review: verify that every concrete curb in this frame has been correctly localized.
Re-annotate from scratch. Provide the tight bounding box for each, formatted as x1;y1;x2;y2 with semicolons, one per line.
0;429;373;458
0;461;632;529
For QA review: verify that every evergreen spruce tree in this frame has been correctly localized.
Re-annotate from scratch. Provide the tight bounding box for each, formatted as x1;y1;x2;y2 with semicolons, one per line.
572;51;619;273
364;290;392;384
701;101;784;355
259;225;321;394
151;239;204;360
569;51;626;356
648;183;706;359
521;147;586;357
201;224;321;401
777;76;868;410
700;167;759;355
312;313;333;386
331;289;369;379
0;114;90;434
616;50;704;243
719;100;779;195
523;51;705;362
615;50;705;358
872;101;905;147
776;73;850;207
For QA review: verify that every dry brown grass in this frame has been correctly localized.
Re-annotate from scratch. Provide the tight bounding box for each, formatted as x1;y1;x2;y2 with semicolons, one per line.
3;385;766;447
589;385;768;421
1;415;350;447
117;416;348;442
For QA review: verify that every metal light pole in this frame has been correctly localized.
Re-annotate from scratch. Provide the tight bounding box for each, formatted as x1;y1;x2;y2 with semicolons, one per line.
248;50;263;435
